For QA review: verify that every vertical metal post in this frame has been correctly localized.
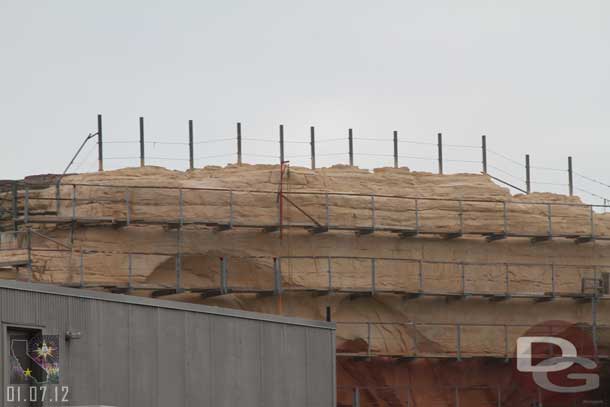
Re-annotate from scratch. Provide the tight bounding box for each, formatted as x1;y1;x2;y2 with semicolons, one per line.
189;120;194;170
547;203;552;238
220;257;228;294
139;116;145;167
24;187;29;224
353;387;360;407
414;199;419;233
236;122;242;165
128;253;133;291
568;157;574;196
482;135;487;174
325;192;330;227
371;195;376;230
273;257;282;295
458;200;464;234
11;181;18;232
279;124;285;164
348;128;354;166
371;258;376;295
176;189;183;292
460;263;465;294
393;130;398;168
125;190;131;225
455;386;460;407
71;185;76;221
97;114;103;172
502;201;508;235
456;324;462;361
590;205;596;239
367;323;372;356
229;190;234;228
503;325;509;360
310;126;316;170
497;387;501;407
437;133;443;174
27;227;32;281
525;154;531;194
505;263;510;295
325;306;331;322
592;294;599;359
418;260;423;292
412;322;418;356
79;251;84;288
327;257;332;292
55;180;60;217
551;264;556;297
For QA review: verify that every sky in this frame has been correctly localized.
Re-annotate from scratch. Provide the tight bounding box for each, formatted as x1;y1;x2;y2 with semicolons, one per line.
1;1;609;203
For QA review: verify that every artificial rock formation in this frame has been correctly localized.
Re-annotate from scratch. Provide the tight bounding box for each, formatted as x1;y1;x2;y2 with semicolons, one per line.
1;164;609;405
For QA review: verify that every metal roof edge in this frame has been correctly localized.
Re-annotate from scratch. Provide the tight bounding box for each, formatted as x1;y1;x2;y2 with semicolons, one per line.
0;280;335;331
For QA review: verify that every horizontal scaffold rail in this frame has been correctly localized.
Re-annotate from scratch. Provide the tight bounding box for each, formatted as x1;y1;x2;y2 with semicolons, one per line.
2;235;608;301
2;181;610;243
339;382;602;407
334;320;610;361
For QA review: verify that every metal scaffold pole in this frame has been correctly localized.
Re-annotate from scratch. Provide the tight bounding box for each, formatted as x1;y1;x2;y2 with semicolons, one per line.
393;130;398;168
310;126;316;170
437;132;443;174
97;114;103;171
481;135;487;174
348;128;354;166
279;124;285;164
139;116;145;167
189;120;194;170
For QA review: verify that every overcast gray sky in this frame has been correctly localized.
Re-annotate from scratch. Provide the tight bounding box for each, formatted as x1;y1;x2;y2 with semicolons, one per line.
1;1;609;202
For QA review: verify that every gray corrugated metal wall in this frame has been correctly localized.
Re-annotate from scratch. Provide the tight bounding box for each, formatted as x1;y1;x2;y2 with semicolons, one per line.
0;282;335;407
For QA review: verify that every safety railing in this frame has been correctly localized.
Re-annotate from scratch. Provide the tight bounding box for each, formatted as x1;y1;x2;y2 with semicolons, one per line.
334;321;610;361
72;115;610;206
2;182;610;243
3;240;610;301
338;384;575;407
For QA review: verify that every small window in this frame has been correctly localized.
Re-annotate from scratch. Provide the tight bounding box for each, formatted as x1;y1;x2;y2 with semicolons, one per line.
6;327;45;407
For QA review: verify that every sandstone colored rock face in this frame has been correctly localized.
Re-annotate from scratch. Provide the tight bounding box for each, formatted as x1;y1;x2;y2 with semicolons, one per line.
1;164;608;406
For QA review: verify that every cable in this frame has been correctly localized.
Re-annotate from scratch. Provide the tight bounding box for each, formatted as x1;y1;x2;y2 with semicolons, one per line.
445;159;481;164
146;156;189;162
530;181;569;187
193;138;234;145
487;165;526;183
241;137;277;143
354;137;393;142
195;153;234;160
398;140;437;146
72;143;98;172
317;138;346;143
531;166;566;173
243;153;280;159
317;152;348;157
146;140;189;146
574;187;610;202
487;149;524;167
574;172;610;189
104;140;139;144
444;143;479;149
284;140;310;145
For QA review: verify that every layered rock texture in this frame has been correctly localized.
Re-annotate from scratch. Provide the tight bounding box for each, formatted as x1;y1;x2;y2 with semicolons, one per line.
1;164;609;405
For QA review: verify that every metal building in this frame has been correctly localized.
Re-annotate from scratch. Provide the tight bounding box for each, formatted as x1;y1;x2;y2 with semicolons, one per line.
0;280;336;407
